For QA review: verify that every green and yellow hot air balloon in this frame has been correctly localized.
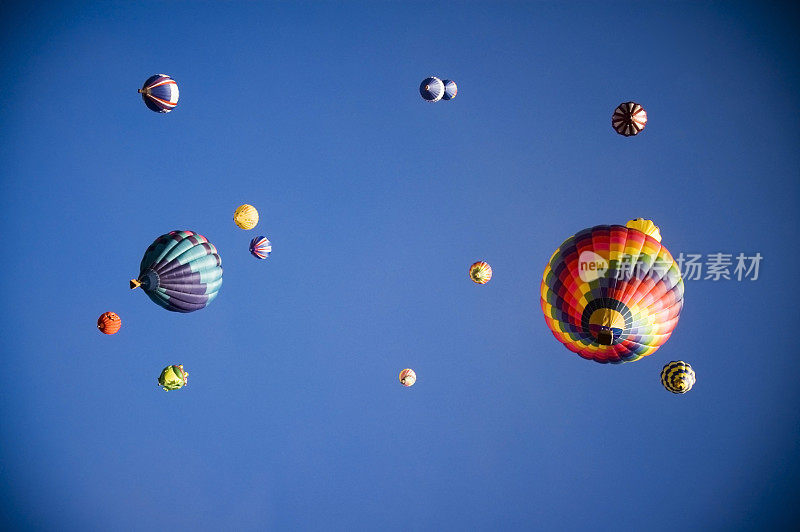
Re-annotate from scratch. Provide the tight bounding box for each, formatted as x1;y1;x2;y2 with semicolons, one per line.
158;365;188;391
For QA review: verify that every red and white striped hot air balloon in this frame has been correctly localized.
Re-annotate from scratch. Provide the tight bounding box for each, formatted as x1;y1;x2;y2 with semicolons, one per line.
249;236;272;259
139;74;179;113
612;101;647;136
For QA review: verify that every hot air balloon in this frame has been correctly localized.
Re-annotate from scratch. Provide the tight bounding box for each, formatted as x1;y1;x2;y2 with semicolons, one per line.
661;361;695;394
158;364;188;391
139;74;179;113
130;230;223;313
249;236;271;259
469;261;493;284
399;368;416;387
420;77;444;102
626;218;661;241
442;79;457;100
97;312;122;335
612;101;647;136
540;219;684;363
234;204;259;230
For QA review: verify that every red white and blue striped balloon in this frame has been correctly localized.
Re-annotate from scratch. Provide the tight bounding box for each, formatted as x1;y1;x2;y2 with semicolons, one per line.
249;236;272;260
139;74;179;113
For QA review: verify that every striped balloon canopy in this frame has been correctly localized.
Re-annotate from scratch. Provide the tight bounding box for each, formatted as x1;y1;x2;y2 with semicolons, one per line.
399;368;416;387
97;312;122;335
540;219;684;363
442;79;458;100
612;101;647;136
131;230;223;313
249;236;272;259
139;74;179;113
234;204;259;230
469;261;493;284
419;76;444;102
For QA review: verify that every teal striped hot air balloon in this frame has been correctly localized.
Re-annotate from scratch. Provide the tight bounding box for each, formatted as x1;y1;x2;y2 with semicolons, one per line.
130;230;222;313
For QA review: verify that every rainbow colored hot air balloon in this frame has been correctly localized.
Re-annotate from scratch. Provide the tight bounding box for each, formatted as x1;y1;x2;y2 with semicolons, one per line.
234;204;259;230
399;368;416;387
661;361;696;394
419;77;444;102
469;261;493;284
139;74;179;113
612;101;647;136
158;364;188;391
249;236;271;259
131;230;223;313
540;219;684;363
442;79;457;100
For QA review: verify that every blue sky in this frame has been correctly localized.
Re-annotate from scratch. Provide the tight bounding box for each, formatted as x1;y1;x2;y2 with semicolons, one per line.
1;1;798;530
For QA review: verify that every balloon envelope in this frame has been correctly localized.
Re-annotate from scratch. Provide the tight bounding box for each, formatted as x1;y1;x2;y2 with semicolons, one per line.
249;236;271;259
97;312;121;335
469;261;492;284
139;74;179;113
419;77;444;102
612;101;647;136
158;364;188;391
399;368;416;387
442;79;457;100
234;204;259;230
540;220;683;363
131;230;223;313
661;361;696;393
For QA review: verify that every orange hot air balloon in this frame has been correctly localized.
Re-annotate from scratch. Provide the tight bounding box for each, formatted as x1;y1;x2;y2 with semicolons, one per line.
97;312;122;335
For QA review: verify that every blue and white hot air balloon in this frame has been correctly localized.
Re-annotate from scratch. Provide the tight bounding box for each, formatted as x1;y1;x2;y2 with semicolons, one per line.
442;79;457;100
139;74;180;113
419;77;444;102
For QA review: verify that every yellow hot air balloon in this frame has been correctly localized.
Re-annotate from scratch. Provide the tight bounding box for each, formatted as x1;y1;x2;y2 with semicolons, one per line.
234;204;259;230
399;368;416;387
626;218;662;242
469;261;492;284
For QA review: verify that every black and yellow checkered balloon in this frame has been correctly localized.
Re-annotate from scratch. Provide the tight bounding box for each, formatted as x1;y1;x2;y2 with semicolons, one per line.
661;361;696;394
